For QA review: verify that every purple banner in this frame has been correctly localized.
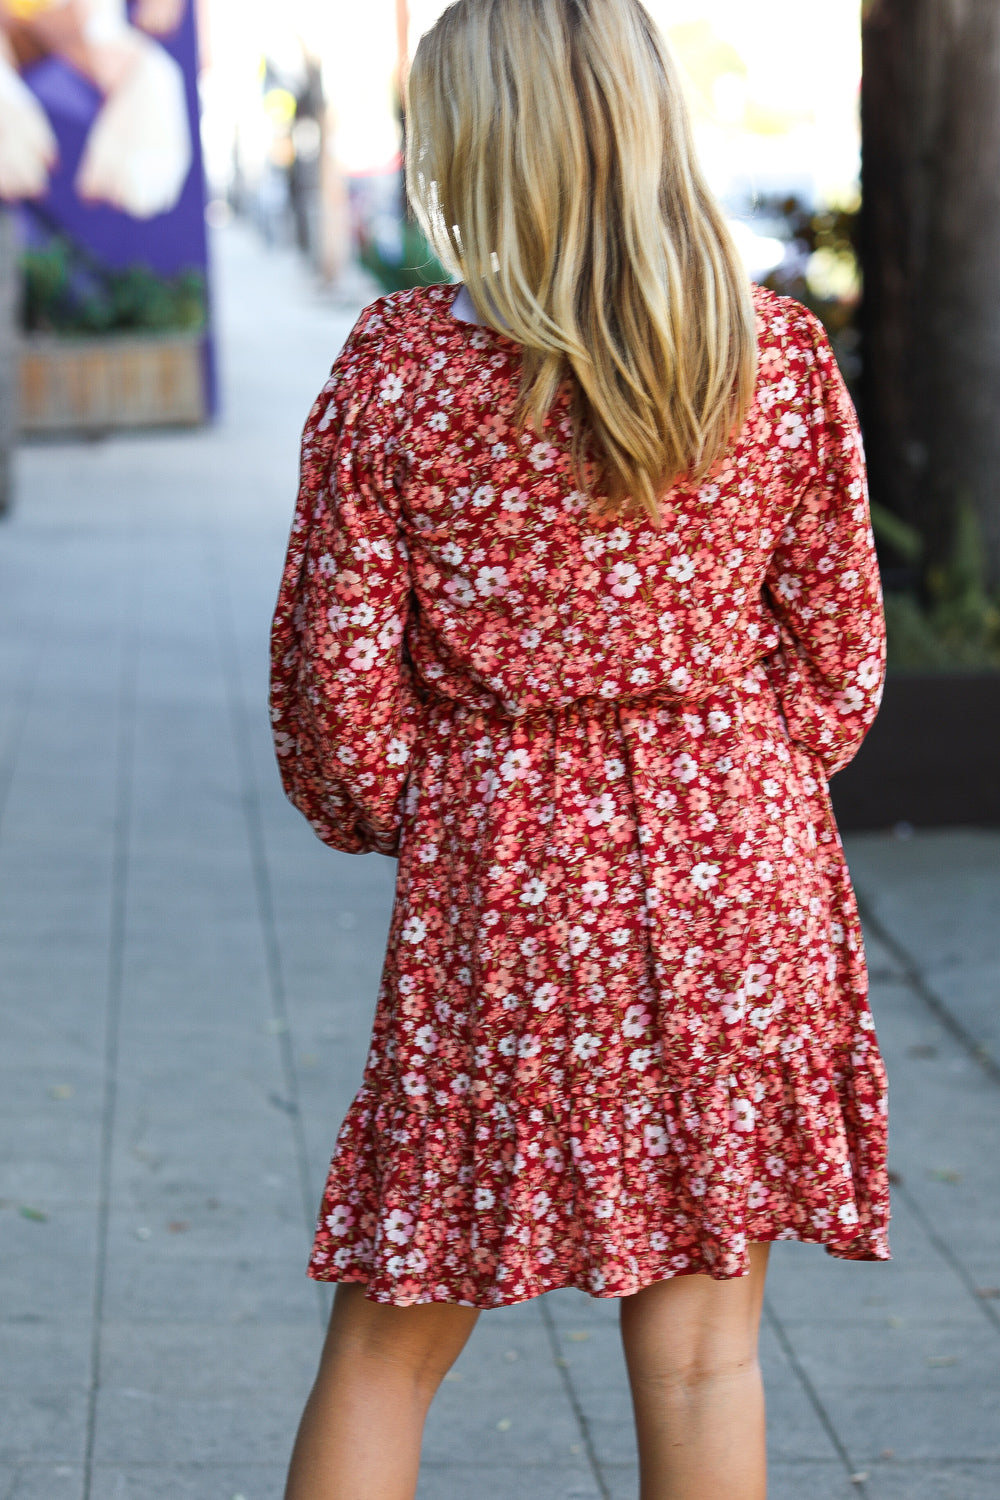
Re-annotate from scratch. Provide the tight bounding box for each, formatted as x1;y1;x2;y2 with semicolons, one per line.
1;0;214;411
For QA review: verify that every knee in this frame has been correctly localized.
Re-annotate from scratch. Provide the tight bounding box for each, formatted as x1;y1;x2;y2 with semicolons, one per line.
318;1285;476;1400
628;1345;760;1398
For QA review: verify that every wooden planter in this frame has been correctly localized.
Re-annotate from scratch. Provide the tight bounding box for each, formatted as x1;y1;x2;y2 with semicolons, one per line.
830;672;1000;829
19;331;207;435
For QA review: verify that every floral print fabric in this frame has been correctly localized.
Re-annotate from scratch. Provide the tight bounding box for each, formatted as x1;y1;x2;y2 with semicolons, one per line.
270;283;890;1307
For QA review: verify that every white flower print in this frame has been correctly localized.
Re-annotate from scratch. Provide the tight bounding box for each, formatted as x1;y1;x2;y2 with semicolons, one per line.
778;410;807;448
386;738;410;767
666;554;695;583
532;983;558;1011
500;748;531;781
731;1098;756;1133
856;655;882;690
521;878;547;906
582;880;608;906
383;1208;414;1244
586;792;616;826
379;372;404;403
346;639;377;671
572;1033;601;1061
401;916;427;944
673;751;698;783
622;1004;651;1039
325;1205;354;1236
644;1124;669;1157
607;561;641;598
690;862;719;892
476;565;509;597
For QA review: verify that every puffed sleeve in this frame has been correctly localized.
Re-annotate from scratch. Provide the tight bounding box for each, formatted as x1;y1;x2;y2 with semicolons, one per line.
269;303;422;854
762;311;887;778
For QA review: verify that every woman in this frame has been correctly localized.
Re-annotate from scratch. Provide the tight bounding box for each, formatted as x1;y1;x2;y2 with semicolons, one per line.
270;1;890;1495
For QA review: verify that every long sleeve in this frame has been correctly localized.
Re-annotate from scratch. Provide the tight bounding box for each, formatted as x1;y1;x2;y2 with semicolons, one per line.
762;314;887;778
269;305;422;854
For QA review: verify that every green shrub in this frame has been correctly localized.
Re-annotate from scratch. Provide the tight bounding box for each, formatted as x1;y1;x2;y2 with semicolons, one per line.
20;236;206;335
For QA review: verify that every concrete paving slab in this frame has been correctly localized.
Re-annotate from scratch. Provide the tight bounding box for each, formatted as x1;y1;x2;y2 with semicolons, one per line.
98;1321;318;1399
90;1386;302;1467
0;1385;87;1463
416;1462;603;1499
863;1465;1000;1500
88;1466;288;1500
0;1206;97;1315
5;1465;84;1500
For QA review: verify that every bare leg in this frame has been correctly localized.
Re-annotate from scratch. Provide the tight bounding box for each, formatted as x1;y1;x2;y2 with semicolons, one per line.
284;1282;479;1500
619;1242;770;1500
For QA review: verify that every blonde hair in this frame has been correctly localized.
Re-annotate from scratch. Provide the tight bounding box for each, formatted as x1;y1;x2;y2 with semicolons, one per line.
405;0;758;522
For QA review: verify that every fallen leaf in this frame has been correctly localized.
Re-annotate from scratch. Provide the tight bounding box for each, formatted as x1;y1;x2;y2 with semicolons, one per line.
926;1355;957;1367
134;1226;152;1241
566;1331;590;1342
504;1349;519;1362
167;1221;190;1234
443;1371;463;1382
887;1316;905;1328
879;1449;895;1459
19;1206;48;1222
975;1287;1000;1300
850;1473;869;1484
496;1418;512;1432
928;1168;963;1184
49;1084;73;1100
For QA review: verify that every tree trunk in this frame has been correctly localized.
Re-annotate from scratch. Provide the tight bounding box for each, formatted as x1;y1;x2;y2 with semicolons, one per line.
0;207;16;516
861;0;1000;586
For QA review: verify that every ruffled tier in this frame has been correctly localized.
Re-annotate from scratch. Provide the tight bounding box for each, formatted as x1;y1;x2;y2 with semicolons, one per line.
308;1037;890;1308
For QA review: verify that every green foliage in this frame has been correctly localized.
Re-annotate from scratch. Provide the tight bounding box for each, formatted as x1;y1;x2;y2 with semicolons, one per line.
360;221;451;295
758;194;861;399
20;236;206;335
872;500;1000;672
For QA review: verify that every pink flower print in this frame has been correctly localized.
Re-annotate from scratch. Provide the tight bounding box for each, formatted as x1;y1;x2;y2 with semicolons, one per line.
346;639;378;672
607;561;641;598
622;1004;651;1039
383;1208;415;1244
476;565;509;597
325;1205;354;1236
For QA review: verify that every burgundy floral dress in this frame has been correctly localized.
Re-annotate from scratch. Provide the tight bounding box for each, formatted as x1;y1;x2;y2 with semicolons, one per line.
270;282;890;1307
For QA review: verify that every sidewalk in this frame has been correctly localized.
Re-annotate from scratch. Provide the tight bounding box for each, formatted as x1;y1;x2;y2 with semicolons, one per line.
1;222;998;1500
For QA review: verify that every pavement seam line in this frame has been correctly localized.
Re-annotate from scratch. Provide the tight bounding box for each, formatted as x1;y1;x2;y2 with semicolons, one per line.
855;891;1000;1088
890;1177;1000;1336
82;576;140;1500
538;1301;613;1500
0;587;53;841
207;543;326;1328
763;1297;872;1498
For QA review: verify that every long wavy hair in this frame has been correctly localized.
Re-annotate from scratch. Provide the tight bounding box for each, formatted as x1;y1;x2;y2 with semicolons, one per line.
405;0;758;522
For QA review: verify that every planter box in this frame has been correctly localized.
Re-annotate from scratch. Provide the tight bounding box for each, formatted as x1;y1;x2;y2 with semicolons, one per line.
830;672;1000;829
19;331;206;435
